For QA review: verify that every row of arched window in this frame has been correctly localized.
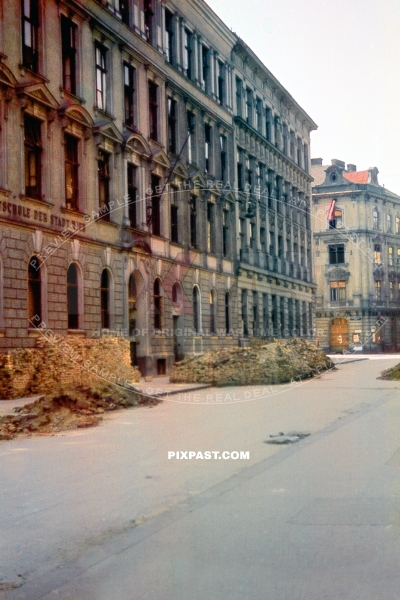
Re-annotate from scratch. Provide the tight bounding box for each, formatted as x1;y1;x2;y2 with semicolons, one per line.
27;257;232;335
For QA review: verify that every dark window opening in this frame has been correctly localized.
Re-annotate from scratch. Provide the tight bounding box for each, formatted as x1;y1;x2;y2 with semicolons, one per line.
148;81;158;141
165;10;174;63
127;163;137;228
209;290;216;334
201;46;209;91
61;16;77;94
28;257;41;324
124;62;135;127
24;115;42;200
22;0;39;72
144;0;154;43
220;134;227;181
65;134;79;210
101;269;110;329
167;97;177;154
204;123;211;173
190;196;197;248
207;202;215;253
223;210;229;257
154;279;163;330
67;263;79;329
98;150;110;221
151;174;161;236
193;287;201;333
183;29;192;79
329;244;345;265
217;61;224;105
225;292;230;334
171;204;179;243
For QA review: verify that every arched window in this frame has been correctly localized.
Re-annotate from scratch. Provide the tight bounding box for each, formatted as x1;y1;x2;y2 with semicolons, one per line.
128;273;136;336
28;257;41;325
225;292;230;334
387;213;392;232
101;269;110;329
209;290;216;333
154;278;163;330
67;263;79;329
193;286;201;333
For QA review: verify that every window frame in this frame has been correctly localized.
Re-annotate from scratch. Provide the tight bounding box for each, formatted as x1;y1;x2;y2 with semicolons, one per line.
148;80;159;141
123;62;136;128
95;42;108;112
61;15;77;95
24;114;42;200
98;149;111;221
22;0;39;73
64;133;79;211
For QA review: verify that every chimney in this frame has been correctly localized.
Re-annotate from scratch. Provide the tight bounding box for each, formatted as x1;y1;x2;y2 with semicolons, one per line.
347;164;357;172
331;159;345;169
311;158;323;166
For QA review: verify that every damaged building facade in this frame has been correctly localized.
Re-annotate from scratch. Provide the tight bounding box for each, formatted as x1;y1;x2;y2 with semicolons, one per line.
312;158;400;352
0;0;316;375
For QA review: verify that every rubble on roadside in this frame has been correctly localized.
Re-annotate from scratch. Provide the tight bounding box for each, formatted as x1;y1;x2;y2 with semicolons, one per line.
0;384;159;441
380;364;400;380
170;338;334;386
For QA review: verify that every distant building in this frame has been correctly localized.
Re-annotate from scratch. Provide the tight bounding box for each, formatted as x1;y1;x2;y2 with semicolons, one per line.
311;158;400;352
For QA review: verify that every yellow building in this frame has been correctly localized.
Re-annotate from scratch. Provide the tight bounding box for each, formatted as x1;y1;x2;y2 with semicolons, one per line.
312;158;400;352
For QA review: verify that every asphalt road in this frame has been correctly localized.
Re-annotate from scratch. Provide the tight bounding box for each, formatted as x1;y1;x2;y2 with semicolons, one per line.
1;358;400;599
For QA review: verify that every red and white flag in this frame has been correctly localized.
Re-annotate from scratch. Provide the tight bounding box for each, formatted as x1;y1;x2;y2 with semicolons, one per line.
327;199;336;221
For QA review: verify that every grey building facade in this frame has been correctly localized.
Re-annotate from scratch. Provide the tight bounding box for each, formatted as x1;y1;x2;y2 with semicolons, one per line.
0;0;317;375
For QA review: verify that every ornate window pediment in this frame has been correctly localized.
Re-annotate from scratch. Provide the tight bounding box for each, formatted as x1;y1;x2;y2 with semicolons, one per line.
326;266;350;282
17;82;59;111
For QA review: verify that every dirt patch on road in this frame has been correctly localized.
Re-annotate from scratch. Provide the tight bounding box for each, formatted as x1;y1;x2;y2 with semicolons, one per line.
0;384;159;441
170;338;334;386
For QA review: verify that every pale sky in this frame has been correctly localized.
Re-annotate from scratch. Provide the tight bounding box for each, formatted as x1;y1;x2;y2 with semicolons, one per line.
206;0;400;194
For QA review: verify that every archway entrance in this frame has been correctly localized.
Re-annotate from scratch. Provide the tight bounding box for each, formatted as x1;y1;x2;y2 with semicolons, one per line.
330;318;349;351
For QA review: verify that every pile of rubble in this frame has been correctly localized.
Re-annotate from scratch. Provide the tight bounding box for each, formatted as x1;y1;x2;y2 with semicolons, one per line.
0;384;159;441
170;338;333;386
380;364;400;380
0;337;140;400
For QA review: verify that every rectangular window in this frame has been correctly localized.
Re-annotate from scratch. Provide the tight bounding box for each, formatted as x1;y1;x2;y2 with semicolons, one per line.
127;163;137;228
390;281;394;301
245;88;253;125
217;60;224;105
22;0;39;72
183;29;192;79
237;149;244;191
265;107;272;141
61;16;77;94
236;77;243;117
148;81;158;141
389;246;394;266
201;45;209;91
65;134;79;210
290;131;295;159
220;134;227;181
151;174;161;236
165;10;174;64
303;143;309;173
144;0;154;43
256;98;263;133
170;205;179;243
396;216;400;234
375;280;381;300
170;185;179;243
95;43;107;111
330;281;346;302
245;156;252;189
204;124;211;173
207;202;215;253
24;115;42;199
260;227;266;253
222;210;229;257
123;63;135;127
167;97;177;154
250;222;256;249
190;196;197;248
374;244;382;263
387;214;392;232
107;0;129;24
252;291;258;332
98;150;110;221
239;217;246;258
187;111;195;164
329;244;345;265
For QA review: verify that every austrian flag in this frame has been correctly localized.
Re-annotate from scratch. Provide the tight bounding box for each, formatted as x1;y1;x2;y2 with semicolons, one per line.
327;199;336;221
